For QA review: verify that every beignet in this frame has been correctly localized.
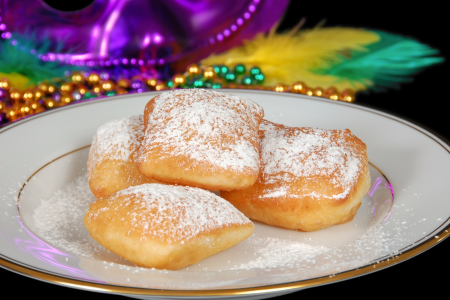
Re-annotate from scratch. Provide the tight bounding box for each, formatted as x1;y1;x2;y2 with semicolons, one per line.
84;184;254;269
137;89;264;191
221;120;371;232
88;115;159;199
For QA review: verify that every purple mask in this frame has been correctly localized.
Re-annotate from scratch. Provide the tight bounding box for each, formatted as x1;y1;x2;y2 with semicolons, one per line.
0;0;288;69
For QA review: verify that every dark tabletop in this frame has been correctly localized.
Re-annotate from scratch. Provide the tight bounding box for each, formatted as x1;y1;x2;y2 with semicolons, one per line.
1;1;448;298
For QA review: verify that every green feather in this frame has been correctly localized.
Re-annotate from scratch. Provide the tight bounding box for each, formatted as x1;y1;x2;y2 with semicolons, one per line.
0;32;84;86
313;30;444;91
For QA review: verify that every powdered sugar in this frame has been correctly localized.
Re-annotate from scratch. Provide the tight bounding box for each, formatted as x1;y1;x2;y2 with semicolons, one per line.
139;89;264;172
86;183;252;243
33;176;104;258
230;236;330;270
90;115;143;163
260;120;366;199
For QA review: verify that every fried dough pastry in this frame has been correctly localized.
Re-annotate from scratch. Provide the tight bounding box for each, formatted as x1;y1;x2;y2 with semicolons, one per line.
88;115;159;199
84;184;254;270
221;120;371;232
137;89;264;191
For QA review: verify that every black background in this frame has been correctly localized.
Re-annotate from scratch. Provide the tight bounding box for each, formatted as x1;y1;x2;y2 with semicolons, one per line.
1;1;448;299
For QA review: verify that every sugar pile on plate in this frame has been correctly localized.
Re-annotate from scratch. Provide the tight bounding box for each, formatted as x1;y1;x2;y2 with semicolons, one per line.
32;175;406;272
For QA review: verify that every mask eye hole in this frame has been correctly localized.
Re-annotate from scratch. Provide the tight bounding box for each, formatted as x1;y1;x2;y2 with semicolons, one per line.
42;0;95;12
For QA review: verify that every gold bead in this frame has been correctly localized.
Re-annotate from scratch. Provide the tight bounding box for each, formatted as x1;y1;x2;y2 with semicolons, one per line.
77;84;89;95
116;87;128;94
227;83;238;89
20;103;32;115
29;101;41;112
47;85;56;94
0;101;5;113
187;63;201;76
4;107;17;121
11;103;24;119
305;88;314;96
92;84;103;94
34;89;43;101
0;78;11;90
9;88;23;102
101;80;115;91
23;89;35;103
60;82;74;94
292;81;307;94
342;89;356;102
274;84;288;92
313;87;324;97
328;92;340;101
87;72;100;85
43;98;56;109
37;82;50;93
117;78;130;89
71;71;85;84
203;66;216;80
33;103;45;114
146;78;157;88
155;81;166;91
61;95;73;104
172;74;186;87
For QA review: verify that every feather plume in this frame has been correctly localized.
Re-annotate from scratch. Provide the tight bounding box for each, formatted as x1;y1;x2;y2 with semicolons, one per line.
201;27;443;91
313;31;444;91
0;32;84;90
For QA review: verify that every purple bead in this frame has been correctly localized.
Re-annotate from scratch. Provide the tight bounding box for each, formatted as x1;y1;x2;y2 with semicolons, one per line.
0;113;7;125
52;91;62;102
0;88;7;100
100;72;110;80
131;79;144;89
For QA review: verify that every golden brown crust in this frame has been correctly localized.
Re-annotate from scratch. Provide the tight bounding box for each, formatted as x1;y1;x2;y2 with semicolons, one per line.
221;120;371;231
87;116;160;199
137;89;264;191
84;184;254;269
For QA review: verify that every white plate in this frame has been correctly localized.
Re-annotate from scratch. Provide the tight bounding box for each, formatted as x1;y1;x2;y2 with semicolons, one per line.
1;90;449;300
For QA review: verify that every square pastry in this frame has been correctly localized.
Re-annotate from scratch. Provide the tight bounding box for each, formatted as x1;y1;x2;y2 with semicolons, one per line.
137;89;264;191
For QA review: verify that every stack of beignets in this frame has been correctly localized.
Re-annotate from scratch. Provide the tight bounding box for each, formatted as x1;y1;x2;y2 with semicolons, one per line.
221;120;371;232
137;89;264;191
87;115;159;199
85;89;371;270
84;184;254;270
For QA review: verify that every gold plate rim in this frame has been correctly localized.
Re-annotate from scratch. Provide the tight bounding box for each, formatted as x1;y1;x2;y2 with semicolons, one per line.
1;90;450;297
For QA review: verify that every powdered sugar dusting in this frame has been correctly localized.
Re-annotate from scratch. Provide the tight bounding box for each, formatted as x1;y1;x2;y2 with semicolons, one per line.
90;115;143;163
260;120;366;199
230;236;330;270
33;176;103;258
140;89;264;172
87;183;252;243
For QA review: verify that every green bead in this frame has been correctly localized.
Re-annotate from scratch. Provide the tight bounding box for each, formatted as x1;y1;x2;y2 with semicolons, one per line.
105;91;117;96
167;80;174;88
234;64;246;75
193;79;205;88
219;65;228;76
250;67;261;77
82;91;96;99
241;75;253;85
212;83;222;89
212;65;221;74
225;71;236;82
254;73;265;84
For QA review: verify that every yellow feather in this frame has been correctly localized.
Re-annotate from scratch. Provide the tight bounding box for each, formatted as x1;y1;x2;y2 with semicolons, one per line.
201;27;380;91
0;72;31;90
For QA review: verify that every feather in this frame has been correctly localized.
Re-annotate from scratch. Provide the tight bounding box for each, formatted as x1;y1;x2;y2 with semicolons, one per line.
201;27;443;91
313;31;444;91
0;32;84;90
201;27;380;90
